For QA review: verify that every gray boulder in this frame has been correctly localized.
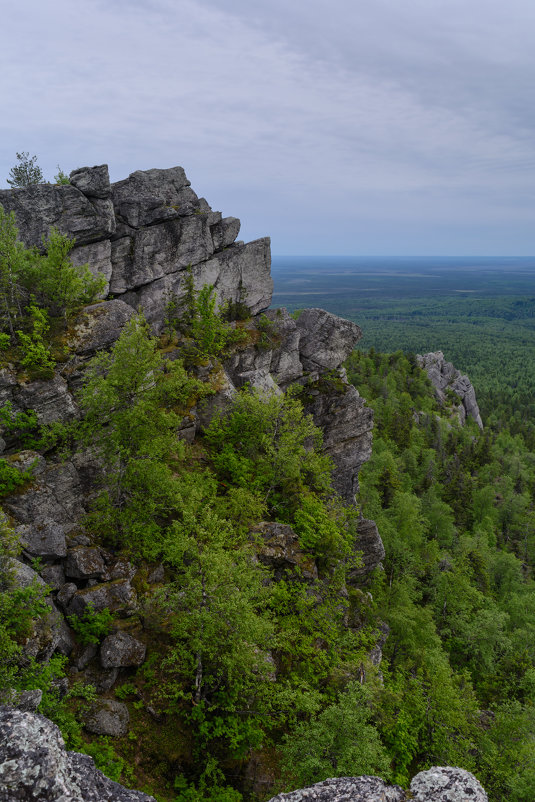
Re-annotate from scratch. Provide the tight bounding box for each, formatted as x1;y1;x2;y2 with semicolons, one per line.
0;707;154;800
64;547;106;580
66;579;137;617
268;777;405;801
267;767;488;801
17;521;67;560
410;767;488;801
69;165;112;199
14;374;78;426
67;299;136;357
85;699;129;737
100;631;146;669
111;166;200;228
296;309;362;373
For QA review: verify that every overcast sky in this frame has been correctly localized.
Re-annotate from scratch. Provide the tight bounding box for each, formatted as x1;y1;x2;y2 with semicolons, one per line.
1;0;534;255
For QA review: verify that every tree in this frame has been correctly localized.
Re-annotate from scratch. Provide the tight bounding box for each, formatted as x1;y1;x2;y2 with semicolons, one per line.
6;152;43;187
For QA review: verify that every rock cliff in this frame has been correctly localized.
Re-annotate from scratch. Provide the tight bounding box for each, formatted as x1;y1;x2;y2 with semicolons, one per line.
417;351;483;429
0;165;493;802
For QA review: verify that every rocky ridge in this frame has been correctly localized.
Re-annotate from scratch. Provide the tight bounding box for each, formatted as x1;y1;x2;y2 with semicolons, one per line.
0;166;486;801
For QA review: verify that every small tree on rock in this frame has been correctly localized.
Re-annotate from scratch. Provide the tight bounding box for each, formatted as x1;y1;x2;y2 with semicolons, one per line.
6;152;43;188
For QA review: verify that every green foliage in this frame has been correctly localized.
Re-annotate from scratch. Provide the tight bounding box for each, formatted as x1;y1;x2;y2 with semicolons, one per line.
166;272;247;362
68;604;114;645
0;457;32;497
7;152;43;187
83;737;128;783
0;205;29;336
54;166;70;185
281;682;391;789
21;227;106;319
17;303;55;373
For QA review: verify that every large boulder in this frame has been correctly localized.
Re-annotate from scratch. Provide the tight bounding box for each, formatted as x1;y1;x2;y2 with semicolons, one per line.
100;631;146;669
85;700;129;737
0;707;153;801
267;767;488;801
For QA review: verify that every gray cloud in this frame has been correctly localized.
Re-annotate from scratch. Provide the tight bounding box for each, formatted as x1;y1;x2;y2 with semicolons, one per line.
1;0;534;253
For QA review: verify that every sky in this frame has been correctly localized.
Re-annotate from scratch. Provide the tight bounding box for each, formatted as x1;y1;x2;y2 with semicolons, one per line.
1;0;534;255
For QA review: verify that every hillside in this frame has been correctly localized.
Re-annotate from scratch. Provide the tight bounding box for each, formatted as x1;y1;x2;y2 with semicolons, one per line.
0;166;533;801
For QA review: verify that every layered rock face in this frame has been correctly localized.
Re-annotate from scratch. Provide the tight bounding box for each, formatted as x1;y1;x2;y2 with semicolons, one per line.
0;165;273;328
418;351;483;429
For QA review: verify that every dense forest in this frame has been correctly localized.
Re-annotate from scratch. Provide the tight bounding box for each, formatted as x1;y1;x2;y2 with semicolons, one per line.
1;213;534;802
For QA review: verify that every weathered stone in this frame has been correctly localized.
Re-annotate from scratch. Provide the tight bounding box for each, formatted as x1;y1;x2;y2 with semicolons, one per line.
263;308;303;386
75;644;98;670
68;299;136;356
296;308;362;372
64;546;106;579
348;519;386;579
417;351;483;429
195;368;236;430
211;216;240;251
56;582;78;610
79;664;119;693
110;215;214;293
69;164;112;199
85;699;129;737
70;239;113;295
123;238;273;330
17;521;67;560
14;374;78;426
66;579;137;617
268;776;405;802
4;461;84;529
410;766;488;801
301;378;373;504
100;631;146;669
6;559;47;590
111;166;199;227
101;557;137;582
39;563;65;590
252;522;317;582
0;707;154;801
0;180;115;250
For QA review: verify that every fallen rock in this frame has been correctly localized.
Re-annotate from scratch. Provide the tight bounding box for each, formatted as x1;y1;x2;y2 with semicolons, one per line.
17;521;67;561
85;699;129;737
64;546;106;580
66;579;137;617
100;631;146;669
0;707;154;800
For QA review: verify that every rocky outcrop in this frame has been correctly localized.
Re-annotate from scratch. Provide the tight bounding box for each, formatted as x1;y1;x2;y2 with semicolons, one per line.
267;768;488;801
0;707;154;801
417;351;483;429
0;165;272;325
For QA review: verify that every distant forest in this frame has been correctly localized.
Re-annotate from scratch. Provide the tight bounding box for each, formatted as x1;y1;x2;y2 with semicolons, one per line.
272;256;535;447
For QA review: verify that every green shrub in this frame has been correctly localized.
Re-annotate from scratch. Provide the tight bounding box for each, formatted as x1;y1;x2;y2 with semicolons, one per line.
68;604;114;645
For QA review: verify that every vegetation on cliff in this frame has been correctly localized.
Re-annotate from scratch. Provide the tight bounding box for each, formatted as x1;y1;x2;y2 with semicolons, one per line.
1;205;534;801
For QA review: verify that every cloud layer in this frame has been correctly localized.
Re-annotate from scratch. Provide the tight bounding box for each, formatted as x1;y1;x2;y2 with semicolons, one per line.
1;0;534;254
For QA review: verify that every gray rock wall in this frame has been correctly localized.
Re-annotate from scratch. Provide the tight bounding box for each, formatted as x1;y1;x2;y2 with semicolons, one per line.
0;165;273;327
417;351;483;429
